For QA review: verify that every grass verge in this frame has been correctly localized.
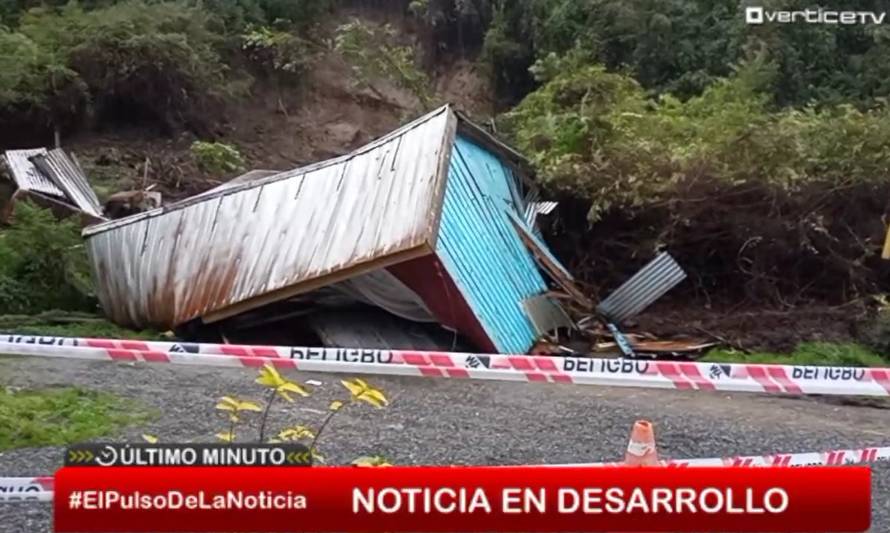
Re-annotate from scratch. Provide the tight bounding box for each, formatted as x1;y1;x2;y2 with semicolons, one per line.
0;386;157;450
0;312;162;339
702;342;888;367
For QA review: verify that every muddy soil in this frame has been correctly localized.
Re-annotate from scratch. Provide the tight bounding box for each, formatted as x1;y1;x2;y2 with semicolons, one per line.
631;302;870;353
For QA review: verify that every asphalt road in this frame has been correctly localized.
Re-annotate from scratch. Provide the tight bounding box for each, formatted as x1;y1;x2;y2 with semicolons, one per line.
1;356;888;531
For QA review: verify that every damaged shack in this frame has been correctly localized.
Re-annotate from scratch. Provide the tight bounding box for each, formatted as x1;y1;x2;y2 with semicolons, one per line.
83;105;579;353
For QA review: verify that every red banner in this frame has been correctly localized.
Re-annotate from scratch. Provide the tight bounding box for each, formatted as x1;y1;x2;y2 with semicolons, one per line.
53;466;870;532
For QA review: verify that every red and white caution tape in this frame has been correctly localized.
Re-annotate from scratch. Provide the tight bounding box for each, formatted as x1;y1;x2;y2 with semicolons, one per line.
562;445;890;468
0;491;53;502
3;445;887;503
0;476;53;502
1;335;889;397
676;445;890;467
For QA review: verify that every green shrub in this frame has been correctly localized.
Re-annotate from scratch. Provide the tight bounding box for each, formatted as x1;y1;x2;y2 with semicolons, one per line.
0;26;87;123
200;0;268;32
0;0;329;131
241;25;311;77
191;140;245;174
258;0;330;29
0;202;95;315
857;306;890;357
503;55;890;304
0;1;229;131
477;0;890;107
480;3;535;103
335;18;432;110
503;56;890;221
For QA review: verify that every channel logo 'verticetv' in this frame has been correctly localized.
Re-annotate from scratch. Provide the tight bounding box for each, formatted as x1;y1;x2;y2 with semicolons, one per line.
746;6;887;25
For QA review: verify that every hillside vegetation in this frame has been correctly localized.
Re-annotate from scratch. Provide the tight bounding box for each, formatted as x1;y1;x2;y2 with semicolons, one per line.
0;0;328;137
2;0;890;351
504;57;890;305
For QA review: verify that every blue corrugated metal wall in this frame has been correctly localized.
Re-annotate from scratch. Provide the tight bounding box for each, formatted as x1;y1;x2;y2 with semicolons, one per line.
435;135;561;353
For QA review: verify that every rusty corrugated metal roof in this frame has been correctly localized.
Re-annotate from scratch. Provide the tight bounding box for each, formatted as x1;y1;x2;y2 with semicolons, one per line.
83;105;456;329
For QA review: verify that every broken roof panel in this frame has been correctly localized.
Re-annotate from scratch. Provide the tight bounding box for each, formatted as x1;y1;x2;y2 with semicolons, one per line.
3;148;65;199
83;106;455;328
3;147;106;222
30;149;104;218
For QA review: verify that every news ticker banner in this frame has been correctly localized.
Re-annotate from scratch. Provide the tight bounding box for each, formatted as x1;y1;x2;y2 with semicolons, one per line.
62;443;312;467
3;443;888;503
1;444;310;503
48;465;870;532
2;334;889;396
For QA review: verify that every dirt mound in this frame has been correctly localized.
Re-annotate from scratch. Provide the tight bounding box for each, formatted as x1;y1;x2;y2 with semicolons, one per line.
434;59;494;117
631;303;869;353
63;49;414;203
545;178;890;311
229;46;423;164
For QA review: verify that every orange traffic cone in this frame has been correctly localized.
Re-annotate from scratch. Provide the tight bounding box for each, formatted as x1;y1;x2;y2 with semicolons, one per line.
624;420;659;465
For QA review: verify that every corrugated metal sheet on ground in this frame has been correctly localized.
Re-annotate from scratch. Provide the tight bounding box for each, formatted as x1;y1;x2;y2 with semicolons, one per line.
435;135;557;354
83;106;453;329
330;268;435;323
596;252;687;324
308;309;462;351
30;149;103;217
2;149;65;199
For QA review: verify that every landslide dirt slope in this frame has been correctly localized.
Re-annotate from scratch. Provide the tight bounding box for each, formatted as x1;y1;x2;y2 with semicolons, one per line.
56;10;493;204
